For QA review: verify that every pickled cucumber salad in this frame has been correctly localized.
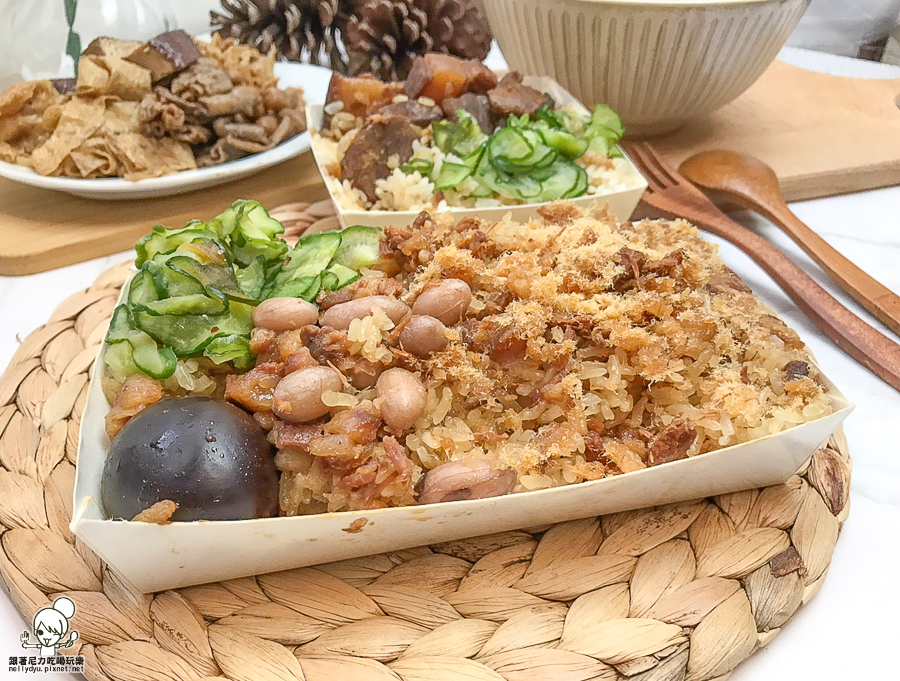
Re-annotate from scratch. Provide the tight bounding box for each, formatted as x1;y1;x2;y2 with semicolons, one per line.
323;104;637;212
104;200;382;381
311;54;642;213
418;104;627;203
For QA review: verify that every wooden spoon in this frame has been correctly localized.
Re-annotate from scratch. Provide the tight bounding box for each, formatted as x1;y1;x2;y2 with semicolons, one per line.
679;150;900;336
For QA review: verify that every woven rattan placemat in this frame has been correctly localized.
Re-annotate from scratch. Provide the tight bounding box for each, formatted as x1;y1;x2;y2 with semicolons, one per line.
0;203;852;681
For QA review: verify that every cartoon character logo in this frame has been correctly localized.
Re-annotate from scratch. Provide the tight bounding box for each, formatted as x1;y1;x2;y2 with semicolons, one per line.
20;597;79;657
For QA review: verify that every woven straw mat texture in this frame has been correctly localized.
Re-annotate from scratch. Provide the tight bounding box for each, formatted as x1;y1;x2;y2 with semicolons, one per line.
0;201;852;681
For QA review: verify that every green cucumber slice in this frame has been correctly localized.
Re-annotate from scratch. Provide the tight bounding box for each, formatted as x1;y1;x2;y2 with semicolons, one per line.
322;263;360;291
534;160;579;201
204;334;252;368
564;164;589;198
401;158;433;175
166;256;243;297
488;127;534;163
270;274;322;301
126;270;160;307
218;200;285;241
432;111;486;156
285;232;343;276
235;256;267;300
539;128;589;159
434;161;472;190
106;305;176;379
333;225;383;270
135;225;219;267
133;300;254;356
482;168;540;200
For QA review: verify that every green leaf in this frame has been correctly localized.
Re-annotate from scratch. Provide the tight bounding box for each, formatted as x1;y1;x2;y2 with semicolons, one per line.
64;0;78;27
66;31;82;71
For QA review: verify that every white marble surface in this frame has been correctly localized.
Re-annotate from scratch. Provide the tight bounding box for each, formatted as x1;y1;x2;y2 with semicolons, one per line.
0;49;899;680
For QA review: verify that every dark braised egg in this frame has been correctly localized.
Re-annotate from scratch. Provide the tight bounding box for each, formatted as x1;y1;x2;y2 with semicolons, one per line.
102;396;278;521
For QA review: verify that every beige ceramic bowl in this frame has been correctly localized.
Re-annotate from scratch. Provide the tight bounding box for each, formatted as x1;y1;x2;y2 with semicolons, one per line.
485;0;811;135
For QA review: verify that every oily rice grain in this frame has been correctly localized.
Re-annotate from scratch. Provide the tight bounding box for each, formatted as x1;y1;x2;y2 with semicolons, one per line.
362;204;833;494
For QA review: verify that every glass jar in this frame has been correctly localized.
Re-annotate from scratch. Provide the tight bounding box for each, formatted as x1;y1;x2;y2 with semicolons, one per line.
0;0;177;84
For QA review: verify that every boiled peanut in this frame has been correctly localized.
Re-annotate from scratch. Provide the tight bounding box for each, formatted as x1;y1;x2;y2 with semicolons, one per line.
416;460;517;504
411;279;472;325
320;295;410;330
251;297;318;332
273;366;343;423
376;368;426;430
399;315;449;357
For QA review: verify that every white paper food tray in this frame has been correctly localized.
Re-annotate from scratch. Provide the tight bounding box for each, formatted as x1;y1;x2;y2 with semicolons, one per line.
307;76;649;229
71;276;852;592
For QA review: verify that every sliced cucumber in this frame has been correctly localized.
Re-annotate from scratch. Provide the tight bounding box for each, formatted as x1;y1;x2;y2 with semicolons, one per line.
321;263;360;291
204;334;252;368
564;164;589;198
106;306;176;379
270;274;322;301
167;255;245;299
218;200;284;241
434;161;472;190
432;111;486;156
488;127;534;164
134;224;219;267
401;158;433;175
126;270;160;308
531;161;579;202
540;128;589;159
333;225;383;270
235;255;266;300
282;232;342;278
133;300;254;356
482;168;541;200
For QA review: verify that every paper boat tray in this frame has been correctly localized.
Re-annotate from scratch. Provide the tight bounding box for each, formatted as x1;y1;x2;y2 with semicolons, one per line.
306;75;649;229
71;275;852;593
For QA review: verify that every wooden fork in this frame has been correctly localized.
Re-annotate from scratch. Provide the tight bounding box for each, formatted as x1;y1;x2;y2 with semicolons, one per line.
621;140;900;392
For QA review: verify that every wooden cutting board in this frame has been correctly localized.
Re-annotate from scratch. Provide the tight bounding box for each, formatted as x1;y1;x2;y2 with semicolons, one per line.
651;61;900;202
0;156;330;275
0;60;897;276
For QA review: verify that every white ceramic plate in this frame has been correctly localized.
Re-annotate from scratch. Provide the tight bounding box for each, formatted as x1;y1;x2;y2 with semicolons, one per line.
0;62;333;200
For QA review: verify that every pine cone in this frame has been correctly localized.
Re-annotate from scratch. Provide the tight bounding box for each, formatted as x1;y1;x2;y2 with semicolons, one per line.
344;0;433;80
344;0;493;80
416;0;492;62
211;0;340;67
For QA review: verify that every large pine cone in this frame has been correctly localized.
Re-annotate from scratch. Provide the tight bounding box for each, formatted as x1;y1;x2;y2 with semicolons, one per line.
417;0;492;63
211;0;341;67
344;0;492;80
344;0;433;80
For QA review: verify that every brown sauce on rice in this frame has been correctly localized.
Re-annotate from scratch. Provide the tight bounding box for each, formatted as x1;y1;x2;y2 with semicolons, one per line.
108;202;832;516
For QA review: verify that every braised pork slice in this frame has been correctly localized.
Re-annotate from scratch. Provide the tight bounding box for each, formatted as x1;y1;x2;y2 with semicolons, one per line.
649;424;696;466
106;374;163;440
442;93;495;133
487;72;552;117
317;276;404;309
225;362;284;412
380;100;444;126
405;53;498;103
340;117;420;201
